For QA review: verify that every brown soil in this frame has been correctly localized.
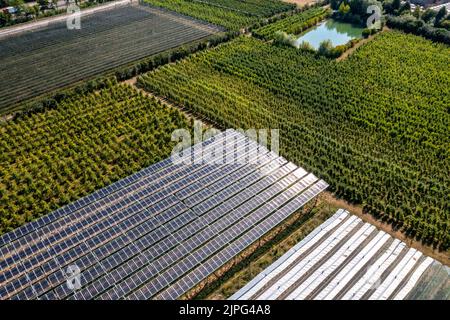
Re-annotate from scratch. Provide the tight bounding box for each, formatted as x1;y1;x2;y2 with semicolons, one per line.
123;76;138;86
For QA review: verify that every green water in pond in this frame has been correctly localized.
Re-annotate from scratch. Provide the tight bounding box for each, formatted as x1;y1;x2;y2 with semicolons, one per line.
295;19;364;49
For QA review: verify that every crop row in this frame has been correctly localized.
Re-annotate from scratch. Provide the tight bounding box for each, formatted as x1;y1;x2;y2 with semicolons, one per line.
194;0;294;17
138;33;450;249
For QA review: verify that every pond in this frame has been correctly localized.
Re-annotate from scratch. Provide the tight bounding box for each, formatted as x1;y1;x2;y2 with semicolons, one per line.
295;19;364;49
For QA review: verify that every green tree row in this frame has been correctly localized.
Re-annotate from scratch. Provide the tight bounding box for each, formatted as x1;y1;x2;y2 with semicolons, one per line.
0;83;191;234
191;0;294;17
143;0;294;31
138;33;450;249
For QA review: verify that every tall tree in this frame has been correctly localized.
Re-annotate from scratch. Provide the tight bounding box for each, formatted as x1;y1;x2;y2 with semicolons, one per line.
0;11;9;26
392;0;401;10
421;8;437;23
330;0;342;10
434;6;447;26
339;1;351;14
412;5;421;19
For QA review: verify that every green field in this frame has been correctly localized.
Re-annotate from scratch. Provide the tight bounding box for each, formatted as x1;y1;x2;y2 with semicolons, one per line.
0;83;191;233
144;0;295;30
138;31;450;249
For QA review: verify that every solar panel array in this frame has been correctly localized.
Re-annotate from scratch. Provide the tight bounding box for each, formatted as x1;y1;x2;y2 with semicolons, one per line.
0;129;328;300
230;209;450;300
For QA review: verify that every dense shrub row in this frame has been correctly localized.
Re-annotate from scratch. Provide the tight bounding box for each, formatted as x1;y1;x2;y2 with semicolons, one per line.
386;14;450;45
13;76;118;119
0;84;191;233
0;4;220;114
191;0;294;17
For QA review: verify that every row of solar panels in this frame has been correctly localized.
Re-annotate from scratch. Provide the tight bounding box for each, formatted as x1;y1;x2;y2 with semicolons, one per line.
0;130;328;299
231;210;443;300
1;130;259;297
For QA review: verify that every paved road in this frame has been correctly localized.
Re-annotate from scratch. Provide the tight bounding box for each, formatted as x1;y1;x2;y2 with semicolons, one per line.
0;0;134;39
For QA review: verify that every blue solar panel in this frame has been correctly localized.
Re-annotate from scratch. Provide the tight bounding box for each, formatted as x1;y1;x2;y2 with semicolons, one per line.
96;164;306;299
154;180;329;300
2;134;245;291
1;130;328;300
